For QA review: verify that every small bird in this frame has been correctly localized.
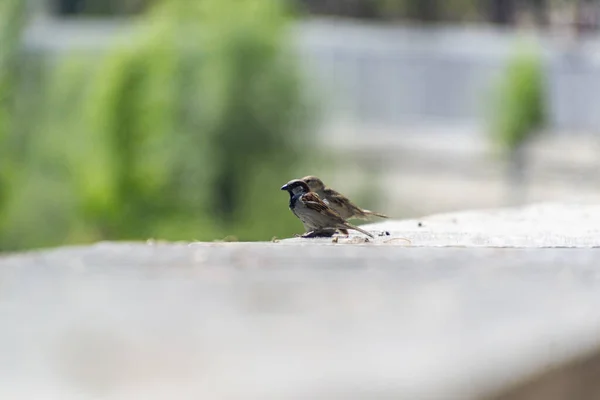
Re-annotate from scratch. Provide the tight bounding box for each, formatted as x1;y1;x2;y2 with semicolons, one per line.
301;175;388;220
281;179;374;239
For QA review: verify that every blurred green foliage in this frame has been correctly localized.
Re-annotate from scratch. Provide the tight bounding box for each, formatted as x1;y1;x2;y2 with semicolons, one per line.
0;0;319;250
0;0;25;229
488;41;547;154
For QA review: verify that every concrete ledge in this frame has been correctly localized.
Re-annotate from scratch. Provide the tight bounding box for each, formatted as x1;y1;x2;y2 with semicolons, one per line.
1;203;600;399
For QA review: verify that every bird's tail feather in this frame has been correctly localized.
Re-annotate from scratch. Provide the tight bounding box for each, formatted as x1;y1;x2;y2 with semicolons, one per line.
345;223;374;238
363;210;388;219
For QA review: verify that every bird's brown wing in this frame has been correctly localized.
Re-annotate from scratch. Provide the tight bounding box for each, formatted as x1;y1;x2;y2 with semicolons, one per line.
301;192;344;219
302;192;373;238
323;188;366;217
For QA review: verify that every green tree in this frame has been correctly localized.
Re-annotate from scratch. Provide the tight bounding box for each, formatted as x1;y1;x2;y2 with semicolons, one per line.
25;0;317;248
488;41;547;204
0;0;26;240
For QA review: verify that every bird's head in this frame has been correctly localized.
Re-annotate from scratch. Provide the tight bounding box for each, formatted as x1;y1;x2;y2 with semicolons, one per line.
280;179;310;196
301;175;325;191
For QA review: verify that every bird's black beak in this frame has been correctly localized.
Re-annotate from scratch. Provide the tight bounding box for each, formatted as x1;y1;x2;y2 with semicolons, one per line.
280;183;289;191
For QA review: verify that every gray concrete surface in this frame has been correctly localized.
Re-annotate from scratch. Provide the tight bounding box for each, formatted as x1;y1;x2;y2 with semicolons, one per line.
1;203;600;400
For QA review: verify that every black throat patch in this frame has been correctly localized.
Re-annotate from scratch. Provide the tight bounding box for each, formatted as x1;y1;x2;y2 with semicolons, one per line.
288;191;302;210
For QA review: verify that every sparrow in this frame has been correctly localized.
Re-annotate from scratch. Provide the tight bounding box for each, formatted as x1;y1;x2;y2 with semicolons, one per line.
301;175;389;220
280;179;374;239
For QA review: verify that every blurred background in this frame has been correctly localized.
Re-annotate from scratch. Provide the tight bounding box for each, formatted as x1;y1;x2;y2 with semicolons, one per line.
1;0;599;250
